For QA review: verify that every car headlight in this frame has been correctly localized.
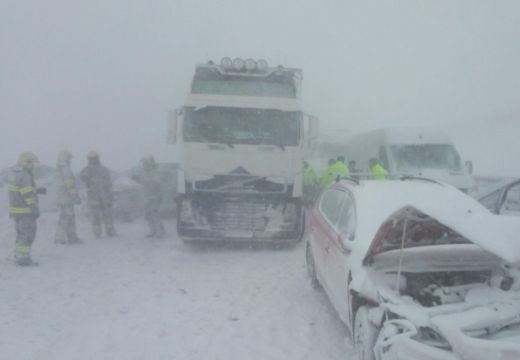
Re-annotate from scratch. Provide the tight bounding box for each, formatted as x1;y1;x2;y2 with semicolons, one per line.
412;326;452;350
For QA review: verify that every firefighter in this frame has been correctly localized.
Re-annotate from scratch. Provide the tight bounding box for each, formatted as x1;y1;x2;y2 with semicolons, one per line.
369;157;388;180
80;151;117;238
54;150;82;244
321;156;350;188
132;155;166;239
348;160;360;181
8;152;41;266
303;160;319;207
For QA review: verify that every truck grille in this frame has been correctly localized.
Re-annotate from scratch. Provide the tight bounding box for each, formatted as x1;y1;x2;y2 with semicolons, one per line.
211;199;267;232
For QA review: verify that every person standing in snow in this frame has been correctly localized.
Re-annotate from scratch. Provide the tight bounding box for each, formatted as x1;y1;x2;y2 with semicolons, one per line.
54;150;82;244
303;160;320;207
348;160;360;181
369;157;388;180
320;155;350;188
80;151;117;238
7;152;41;266
132;155;166;239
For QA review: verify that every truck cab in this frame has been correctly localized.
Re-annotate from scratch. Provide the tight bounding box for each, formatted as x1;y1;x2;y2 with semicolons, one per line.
168;58;318;242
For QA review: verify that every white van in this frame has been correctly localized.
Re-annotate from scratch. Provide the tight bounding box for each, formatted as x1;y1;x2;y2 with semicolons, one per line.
347;127;477;193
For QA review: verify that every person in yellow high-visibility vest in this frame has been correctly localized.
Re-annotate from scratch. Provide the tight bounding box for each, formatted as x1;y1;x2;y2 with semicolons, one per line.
321;156;350;188
8;152;41;266
54;150;82;244
303;161;320;207
369;158;388;180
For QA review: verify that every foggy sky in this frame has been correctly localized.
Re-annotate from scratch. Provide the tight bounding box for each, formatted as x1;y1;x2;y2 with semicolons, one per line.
1;0;519;175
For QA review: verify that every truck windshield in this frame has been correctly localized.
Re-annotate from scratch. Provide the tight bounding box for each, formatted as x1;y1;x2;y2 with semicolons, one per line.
390;144;462;171
183;107;300;146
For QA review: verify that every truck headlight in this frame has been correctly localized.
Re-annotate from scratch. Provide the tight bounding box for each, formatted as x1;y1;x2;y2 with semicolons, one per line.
179;199;194;222
283;203;298;223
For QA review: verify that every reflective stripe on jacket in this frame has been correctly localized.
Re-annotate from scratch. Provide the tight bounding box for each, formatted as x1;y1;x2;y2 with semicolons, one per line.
8;166;38;216
54;165;80;205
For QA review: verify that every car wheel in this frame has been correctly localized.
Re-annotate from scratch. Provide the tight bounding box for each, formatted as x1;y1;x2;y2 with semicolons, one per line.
306;244;321;290
353;306;378;360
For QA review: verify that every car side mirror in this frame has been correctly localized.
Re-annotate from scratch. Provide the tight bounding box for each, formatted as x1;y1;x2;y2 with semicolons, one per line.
167;109;179;144
465;160;473;174
338;231;354;254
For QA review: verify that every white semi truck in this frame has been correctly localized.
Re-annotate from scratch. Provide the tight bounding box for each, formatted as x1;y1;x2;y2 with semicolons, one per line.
167;58;318;243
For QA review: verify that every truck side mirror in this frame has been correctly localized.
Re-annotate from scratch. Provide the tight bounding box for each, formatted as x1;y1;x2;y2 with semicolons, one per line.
465;160;473;174
304;114;320;150
167;109;179;144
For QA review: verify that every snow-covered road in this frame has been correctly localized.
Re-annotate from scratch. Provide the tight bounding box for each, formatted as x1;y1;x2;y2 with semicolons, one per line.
0;213;354;360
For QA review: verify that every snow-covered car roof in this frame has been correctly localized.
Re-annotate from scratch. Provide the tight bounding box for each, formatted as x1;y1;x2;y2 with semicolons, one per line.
335;179;520;265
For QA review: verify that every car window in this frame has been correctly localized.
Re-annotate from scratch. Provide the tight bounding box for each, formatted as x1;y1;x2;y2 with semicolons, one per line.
319;189;345;226
480;190;501;212
337;192;356;239
502;183;520;214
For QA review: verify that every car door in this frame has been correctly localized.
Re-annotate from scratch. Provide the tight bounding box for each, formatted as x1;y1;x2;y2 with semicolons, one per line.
311;188;346;294
325;190;357;324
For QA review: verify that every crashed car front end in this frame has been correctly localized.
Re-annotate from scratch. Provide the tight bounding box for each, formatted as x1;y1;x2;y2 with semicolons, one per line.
374;282;520;360
357;206;520;360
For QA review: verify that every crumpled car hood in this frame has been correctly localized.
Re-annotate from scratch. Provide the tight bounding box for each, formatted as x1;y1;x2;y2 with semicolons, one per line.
441;212;520;265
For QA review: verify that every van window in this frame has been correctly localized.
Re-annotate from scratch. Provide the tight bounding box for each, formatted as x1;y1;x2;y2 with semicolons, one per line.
390;144;462;171
378;146;389;169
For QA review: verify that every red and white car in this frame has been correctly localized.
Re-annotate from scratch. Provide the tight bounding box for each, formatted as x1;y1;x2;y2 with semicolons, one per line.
305;178;520;360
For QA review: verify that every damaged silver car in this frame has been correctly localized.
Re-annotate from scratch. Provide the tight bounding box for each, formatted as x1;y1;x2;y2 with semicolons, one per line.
305;179;520;360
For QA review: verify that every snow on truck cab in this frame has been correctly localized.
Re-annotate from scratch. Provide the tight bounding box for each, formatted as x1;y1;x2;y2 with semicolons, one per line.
347;127;477;194
167;58;319;242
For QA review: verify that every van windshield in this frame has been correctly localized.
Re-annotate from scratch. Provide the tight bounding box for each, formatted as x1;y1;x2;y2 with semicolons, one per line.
390;144;462;172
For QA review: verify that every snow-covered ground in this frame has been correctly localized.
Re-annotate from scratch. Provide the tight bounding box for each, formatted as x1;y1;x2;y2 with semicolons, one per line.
0;213;354;360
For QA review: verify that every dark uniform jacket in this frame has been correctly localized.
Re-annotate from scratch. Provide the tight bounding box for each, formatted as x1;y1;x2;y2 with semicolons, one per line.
8;166;38;218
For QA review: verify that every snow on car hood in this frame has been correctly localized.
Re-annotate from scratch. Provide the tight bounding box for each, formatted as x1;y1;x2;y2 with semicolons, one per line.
350;180;520;265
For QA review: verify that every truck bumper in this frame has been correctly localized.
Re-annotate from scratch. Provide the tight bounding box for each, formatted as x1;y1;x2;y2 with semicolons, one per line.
177;194;303;242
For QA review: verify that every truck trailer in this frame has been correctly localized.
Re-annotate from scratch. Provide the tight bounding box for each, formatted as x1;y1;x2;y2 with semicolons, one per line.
167;58;318;243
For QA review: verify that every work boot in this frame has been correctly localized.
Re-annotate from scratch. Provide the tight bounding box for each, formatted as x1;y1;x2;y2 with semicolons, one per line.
16;257;39;267
68;236;83;245
93;226;102;239
107;228;118;237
